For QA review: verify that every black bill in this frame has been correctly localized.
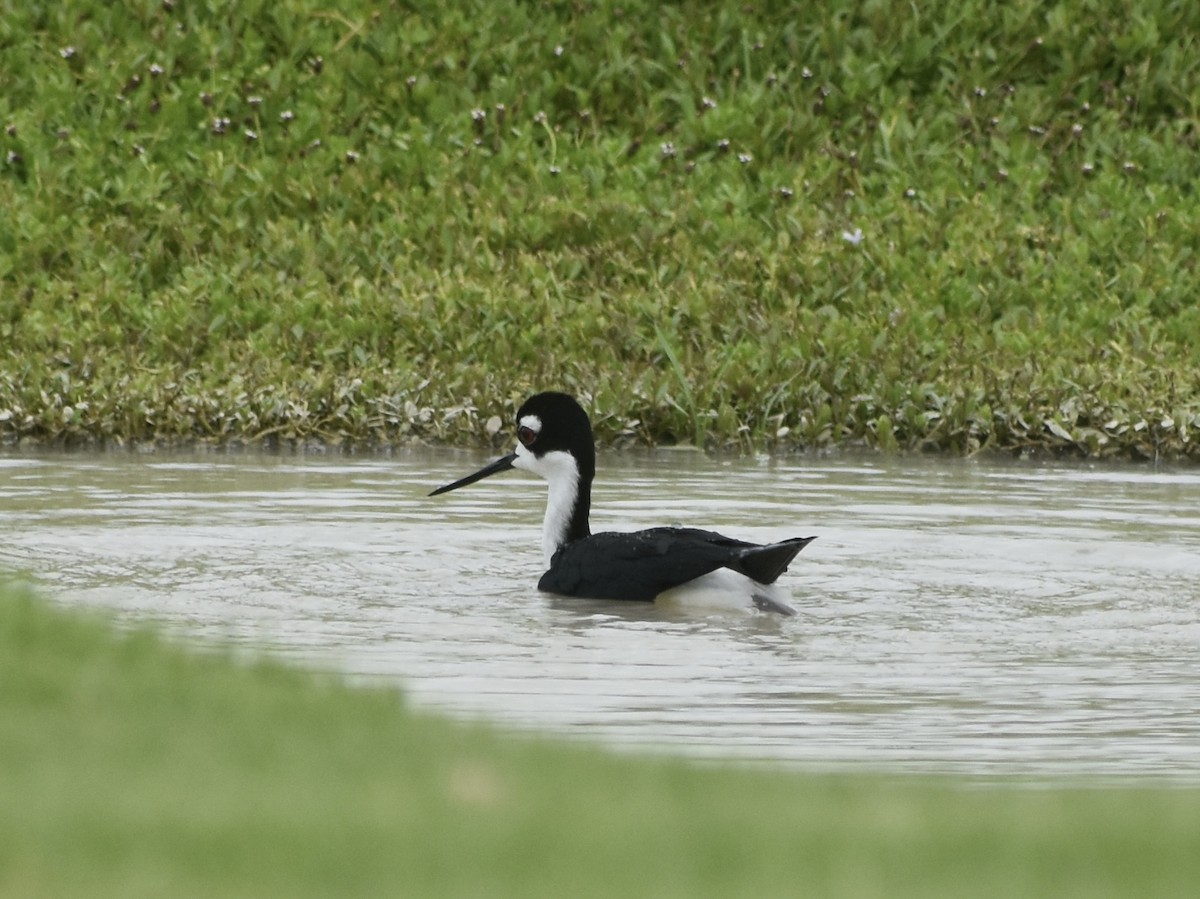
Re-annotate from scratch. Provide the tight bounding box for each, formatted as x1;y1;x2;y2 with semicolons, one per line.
428;452;518;496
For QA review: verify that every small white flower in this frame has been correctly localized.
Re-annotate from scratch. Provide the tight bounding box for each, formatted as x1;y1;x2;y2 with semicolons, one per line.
841;228;864;245
737;152;752;164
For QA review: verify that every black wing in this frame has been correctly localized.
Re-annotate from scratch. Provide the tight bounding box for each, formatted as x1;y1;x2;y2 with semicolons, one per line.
537;528;815;600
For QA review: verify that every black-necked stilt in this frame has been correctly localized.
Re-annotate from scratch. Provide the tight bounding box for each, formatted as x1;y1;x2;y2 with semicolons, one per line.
430;392;816;615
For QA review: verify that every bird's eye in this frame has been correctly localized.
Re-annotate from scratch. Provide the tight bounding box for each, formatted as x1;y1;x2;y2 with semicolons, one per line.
518;425;537;447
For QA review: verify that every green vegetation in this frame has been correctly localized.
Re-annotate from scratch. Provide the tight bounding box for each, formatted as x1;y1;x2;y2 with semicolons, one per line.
2;0;1198;457
1;583;1197;898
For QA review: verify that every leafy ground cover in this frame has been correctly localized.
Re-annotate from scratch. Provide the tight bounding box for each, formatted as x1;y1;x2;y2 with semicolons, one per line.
2;0;1198;456
3;583;1199;898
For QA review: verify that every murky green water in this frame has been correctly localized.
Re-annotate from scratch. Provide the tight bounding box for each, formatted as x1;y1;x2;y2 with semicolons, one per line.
3;450;1198;782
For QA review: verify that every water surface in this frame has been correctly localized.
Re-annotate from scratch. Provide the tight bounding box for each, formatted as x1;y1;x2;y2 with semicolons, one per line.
2;450;1198;782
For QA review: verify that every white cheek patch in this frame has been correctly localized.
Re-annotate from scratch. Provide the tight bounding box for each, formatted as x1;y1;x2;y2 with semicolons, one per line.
513;441;534;471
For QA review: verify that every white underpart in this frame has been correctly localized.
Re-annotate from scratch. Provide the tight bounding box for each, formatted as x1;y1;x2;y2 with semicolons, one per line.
513;443;580;566
655;568;795;615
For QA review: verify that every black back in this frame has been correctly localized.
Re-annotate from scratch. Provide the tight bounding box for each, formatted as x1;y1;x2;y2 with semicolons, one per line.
538;527;816;601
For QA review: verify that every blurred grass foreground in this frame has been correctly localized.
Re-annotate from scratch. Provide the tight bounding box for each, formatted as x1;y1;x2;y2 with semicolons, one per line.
2;0;1198;456
2;582;1199;898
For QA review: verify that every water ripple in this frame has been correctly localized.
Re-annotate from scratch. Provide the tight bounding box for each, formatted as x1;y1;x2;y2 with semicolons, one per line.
2;449;1198;784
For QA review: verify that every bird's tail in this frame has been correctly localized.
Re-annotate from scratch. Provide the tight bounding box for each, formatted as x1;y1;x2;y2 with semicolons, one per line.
731;536;817;584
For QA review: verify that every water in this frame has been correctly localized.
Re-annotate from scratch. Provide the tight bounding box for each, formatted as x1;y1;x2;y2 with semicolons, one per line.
2;449;1199;783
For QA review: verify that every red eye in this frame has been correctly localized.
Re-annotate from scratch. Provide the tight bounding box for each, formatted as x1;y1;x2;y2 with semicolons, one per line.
518;425;537;447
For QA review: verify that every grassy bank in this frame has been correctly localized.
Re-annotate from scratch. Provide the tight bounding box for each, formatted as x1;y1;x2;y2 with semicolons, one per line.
1;1;1198;457
1;583;1198;898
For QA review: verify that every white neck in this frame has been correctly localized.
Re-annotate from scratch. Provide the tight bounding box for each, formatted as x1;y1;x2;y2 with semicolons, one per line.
513;445;581;566
539;453;580;566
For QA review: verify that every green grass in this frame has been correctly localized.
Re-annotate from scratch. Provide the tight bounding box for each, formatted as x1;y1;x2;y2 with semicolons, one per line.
1;0;1198;456
2;582;1199;899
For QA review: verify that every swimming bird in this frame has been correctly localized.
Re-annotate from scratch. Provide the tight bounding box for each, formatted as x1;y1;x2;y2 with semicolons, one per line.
430;392;815;614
